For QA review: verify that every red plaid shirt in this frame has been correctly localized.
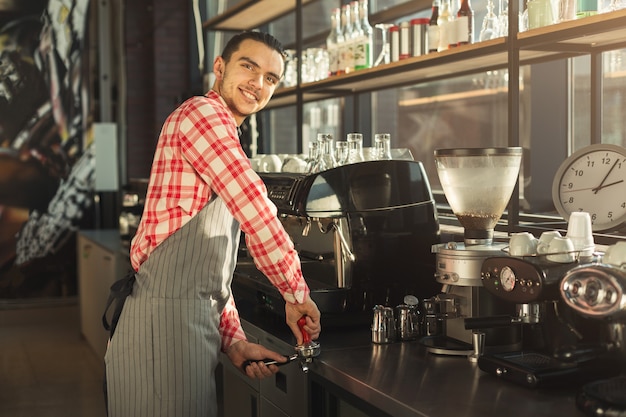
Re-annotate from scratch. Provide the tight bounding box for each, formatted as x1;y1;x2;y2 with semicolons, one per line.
130;91;309;351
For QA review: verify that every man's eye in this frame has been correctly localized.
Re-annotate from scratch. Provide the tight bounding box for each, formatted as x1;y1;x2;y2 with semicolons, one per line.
266;76;278;85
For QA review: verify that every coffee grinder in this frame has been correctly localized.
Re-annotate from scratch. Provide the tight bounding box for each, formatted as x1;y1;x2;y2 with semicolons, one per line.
421;147;523;356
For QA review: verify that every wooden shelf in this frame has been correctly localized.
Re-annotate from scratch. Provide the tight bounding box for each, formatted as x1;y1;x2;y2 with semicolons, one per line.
202;0;315;31
518;9;626;64
263;9;626;110
266;38;509;109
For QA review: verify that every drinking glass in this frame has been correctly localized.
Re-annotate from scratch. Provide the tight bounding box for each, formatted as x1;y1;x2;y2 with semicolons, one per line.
346;133;365;163
479;0;500;41
374;133;392;160
374;24;394;66
335;141;349;165
282;49;298;87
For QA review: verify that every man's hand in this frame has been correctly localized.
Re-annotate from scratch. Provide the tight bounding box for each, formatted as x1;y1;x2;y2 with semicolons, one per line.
285;295;321;345
225;340;288;379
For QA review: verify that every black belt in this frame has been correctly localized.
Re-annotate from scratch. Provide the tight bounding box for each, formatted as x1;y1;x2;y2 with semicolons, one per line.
102;270;136;339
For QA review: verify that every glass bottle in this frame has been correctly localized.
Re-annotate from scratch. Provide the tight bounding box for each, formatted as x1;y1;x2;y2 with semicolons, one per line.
437;0;454;51
427;0;441;53
350;1;363;71
305;141;320;173
327;8;344;77
456;0;474;45
354;0;373;70
338;4;354;75
346;133;365;163
318;133;337;171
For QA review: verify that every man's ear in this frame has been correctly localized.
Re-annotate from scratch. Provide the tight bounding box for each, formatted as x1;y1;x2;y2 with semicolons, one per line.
213;57;224;78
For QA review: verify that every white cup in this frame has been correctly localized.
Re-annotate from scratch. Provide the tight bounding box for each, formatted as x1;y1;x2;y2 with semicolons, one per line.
566;212;595;257
537;231;562;254
509;232;538;256
546;236;576;263
603;242;626;269
259;154;282;172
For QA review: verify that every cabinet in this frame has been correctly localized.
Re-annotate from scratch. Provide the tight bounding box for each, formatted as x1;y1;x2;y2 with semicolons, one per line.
77;230;131;360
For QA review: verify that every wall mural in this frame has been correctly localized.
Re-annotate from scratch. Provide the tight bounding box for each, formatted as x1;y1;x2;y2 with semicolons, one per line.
0;0;95;299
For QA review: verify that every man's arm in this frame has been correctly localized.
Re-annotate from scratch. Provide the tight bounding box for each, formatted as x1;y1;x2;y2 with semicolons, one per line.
220;294;288;379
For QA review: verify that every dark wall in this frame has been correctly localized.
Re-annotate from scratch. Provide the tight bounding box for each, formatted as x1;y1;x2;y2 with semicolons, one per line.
124;0;191;180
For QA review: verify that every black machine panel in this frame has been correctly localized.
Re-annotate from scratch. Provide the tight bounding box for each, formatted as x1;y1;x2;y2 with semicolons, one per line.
481;256;580;304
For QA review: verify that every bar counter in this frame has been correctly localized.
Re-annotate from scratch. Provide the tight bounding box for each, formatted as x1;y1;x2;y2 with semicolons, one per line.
237;304;586;417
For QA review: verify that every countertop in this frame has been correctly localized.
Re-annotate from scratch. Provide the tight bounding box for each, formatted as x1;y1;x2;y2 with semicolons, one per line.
78;230;587;416
237;303;586;417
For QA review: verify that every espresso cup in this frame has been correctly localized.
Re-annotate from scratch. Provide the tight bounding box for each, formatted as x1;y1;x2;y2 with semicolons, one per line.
509;232;538;256
537;230;562;254
546;236;576;263
603;242;626;269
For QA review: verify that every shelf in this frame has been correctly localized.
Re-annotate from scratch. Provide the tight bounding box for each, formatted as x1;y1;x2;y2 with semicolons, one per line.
263;10;626;110
266;38;509;109
518;9;626;64
202;0;315;31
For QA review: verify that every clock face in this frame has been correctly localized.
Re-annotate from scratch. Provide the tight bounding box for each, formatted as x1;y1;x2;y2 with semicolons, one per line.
552;144;626;232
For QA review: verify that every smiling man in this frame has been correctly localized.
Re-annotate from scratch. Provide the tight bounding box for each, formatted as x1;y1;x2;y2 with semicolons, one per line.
104;31;321;417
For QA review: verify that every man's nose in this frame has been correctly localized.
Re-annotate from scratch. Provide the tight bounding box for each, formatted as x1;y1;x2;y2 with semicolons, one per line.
249;72;263;89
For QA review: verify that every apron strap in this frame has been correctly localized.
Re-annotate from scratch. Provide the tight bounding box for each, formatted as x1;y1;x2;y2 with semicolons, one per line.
102;270;136;338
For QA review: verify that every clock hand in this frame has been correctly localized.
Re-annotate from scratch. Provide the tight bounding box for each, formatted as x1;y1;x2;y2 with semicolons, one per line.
562;179;624;193
591;158;619;194
592;179;624;192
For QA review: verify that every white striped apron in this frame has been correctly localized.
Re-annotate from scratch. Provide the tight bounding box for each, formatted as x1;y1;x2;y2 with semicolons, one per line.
105;195;240;417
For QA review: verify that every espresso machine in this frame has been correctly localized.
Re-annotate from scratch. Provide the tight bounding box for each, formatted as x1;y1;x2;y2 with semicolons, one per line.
421;147;523;355
233;159;441;324
475;228;619;389
560;242;626;415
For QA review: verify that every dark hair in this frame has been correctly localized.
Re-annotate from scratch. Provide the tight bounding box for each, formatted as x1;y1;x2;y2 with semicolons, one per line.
221;31;285;64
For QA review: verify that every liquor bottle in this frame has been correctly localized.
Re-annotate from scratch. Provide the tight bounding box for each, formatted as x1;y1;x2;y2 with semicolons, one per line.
354;0;373;70
456;0;474;45
338;4;353;75
327;8;343;76
427;0;440;53
437;0;454;51
350;1;363;71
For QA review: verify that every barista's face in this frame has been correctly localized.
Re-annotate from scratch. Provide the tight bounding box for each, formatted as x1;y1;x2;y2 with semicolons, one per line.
212;39;284;125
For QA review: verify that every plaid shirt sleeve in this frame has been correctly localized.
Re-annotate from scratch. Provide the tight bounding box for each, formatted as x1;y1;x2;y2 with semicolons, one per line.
165;92;309;350
219;294;247;351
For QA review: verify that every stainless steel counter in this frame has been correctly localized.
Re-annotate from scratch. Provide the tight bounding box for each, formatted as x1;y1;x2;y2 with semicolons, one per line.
237;305;585;417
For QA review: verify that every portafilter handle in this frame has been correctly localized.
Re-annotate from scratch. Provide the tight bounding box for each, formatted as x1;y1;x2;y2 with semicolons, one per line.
299;316;311;344
295;317;320;373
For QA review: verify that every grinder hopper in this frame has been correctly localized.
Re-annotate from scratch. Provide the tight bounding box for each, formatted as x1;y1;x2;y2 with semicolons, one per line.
434;147;522;245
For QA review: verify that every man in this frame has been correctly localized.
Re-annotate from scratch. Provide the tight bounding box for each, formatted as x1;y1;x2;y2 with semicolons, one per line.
105;31;321;417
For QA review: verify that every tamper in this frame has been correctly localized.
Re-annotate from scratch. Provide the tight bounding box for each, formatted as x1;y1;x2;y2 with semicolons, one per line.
295;316;320;372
